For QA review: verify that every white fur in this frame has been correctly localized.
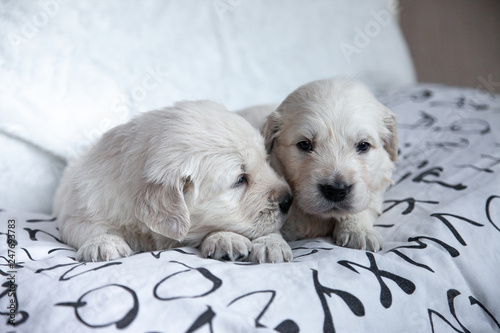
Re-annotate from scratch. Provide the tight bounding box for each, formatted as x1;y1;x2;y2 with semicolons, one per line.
236;104;278;131
53;100;293;263
239;79;397;251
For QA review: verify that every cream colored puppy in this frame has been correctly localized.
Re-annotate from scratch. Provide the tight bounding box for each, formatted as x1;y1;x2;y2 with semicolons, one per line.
53;100;293;263
239;79;397;251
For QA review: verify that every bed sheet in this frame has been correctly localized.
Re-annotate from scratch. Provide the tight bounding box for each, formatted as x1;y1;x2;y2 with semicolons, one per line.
1;84;499;332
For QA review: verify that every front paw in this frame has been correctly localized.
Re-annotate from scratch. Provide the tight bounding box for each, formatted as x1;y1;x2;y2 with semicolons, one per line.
248;233;293;263
334;215;383;252
201;231;252;261
76;234;134;262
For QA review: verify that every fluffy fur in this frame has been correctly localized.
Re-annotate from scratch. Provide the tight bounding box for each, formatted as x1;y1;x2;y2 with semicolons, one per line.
238;79;397;251
54;100;293;263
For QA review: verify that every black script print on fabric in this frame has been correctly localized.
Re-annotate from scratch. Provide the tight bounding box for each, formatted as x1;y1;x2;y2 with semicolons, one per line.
185;306;216;333
312;269;365;333
398;109;491;136
338;253;416;309
383;198;440;215
426;138;469;152
430;96;490;112
379;88;434;107
227;291;299;333
47;247;75;255
153;261;222;301
23;228;64;243
151;248;198;259
56;284;139;330
394;160;467;190
388;212;483;272
378;196;439;229
183;290;300;333
35;262;122;281
399;111;437;130
412;167;467;191
26;217;57;223
468;297;500;329
18;246;73;261
389;237;459;273
486;195;500;232
293;244;335;259
428;289;500;333
432;118;490;136
397;139;469;166
430;213;484;246
457;154;500;174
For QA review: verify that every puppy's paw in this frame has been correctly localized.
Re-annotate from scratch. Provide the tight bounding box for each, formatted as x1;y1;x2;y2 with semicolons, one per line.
201;231;252;261
248;233;293;263
76;234;134;262
334;215;383;252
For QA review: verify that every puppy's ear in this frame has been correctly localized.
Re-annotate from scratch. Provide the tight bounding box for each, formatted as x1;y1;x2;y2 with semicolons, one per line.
262;110;282;153
135;178;190;241
381;107;398;162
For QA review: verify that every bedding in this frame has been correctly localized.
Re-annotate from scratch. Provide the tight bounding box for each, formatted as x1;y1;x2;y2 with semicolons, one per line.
1;83;499;332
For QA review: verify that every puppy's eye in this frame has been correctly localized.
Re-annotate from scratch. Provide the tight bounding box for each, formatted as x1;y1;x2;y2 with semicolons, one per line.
356;142;371;153
297;140;313;152
233;174;247;187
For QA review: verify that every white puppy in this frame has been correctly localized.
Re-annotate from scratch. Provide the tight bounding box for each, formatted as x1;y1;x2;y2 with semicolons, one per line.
239;79;397;251
54;100;293;263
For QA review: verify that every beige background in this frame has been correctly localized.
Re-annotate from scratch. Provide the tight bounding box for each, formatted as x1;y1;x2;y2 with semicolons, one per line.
399;0;500;90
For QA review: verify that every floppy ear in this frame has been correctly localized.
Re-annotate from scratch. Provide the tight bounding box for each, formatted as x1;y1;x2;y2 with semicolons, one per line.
262;110;282;154
134;178;190;242
381;107;398;162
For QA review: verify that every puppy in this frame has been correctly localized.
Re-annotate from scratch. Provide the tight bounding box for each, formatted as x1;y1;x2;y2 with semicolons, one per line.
53;100;293;263
239;78;397;251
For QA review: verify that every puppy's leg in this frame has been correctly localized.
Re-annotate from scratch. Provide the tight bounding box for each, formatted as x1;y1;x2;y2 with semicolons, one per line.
333;210;383;252
201;231;252;261
248;233;293;263
76;233;134;262
63;219;134;262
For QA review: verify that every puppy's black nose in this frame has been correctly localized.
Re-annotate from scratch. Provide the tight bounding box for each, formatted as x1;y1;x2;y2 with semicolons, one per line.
279;194;293;214
320;182;351;202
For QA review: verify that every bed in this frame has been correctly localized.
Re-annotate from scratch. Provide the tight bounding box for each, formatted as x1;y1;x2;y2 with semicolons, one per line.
3;83;500;333
1;1;499;333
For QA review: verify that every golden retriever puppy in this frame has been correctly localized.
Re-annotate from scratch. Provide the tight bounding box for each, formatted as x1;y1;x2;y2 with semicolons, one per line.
53;100;293;263
239;78;397;251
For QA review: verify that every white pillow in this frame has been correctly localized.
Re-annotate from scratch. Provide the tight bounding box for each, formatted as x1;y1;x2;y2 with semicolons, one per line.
0;0;415;213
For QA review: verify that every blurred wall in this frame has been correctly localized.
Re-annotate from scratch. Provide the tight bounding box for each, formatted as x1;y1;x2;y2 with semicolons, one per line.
399;0;500;91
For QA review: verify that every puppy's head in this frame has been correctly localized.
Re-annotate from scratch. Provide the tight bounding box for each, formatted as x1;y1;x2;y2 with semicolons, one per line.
135;101;292;243
263;79;397;218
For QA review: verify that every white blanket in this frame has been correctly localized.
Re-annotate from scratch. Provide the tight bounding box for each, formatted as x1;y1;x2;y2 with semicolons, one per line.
2;84;499;332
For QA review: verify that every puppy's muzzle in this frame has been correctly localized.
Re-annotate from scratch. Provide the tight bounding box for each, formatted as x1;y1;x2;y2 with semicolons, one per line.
319;182;352;203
